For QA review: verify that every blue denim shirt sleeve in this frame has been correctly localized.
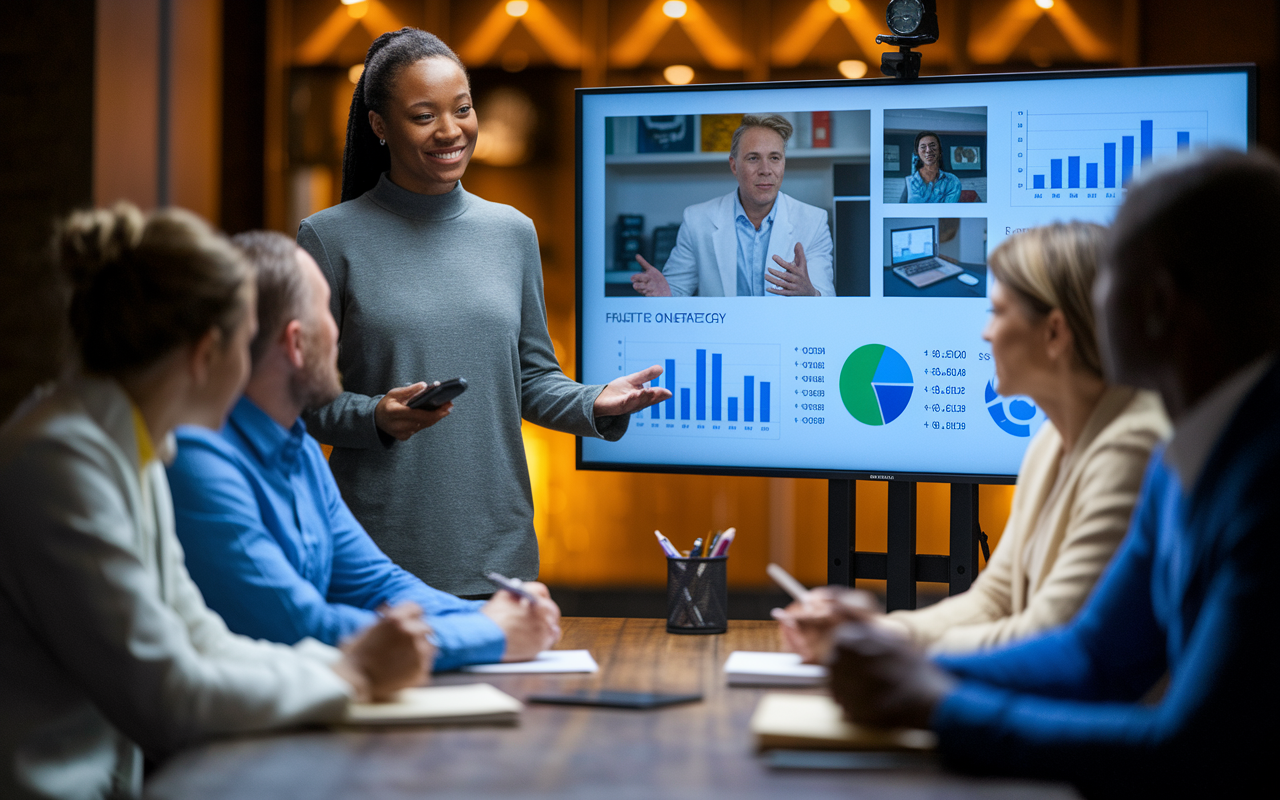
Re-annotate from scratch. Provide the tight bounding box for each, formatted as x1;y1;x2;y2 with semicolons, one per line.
317;447;506;671
169;421;505;672
168;433;378;646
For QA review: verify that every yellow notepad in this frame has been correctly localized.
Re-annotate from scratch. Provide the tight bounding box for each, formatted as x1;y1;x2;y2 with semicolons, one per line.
342;683;523;727
749;693;936;751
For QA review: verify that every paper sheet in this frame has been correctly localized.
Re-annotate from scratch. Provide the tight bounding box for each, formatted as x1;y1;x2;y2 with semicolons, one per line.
724;651;827;686
460;649;598;674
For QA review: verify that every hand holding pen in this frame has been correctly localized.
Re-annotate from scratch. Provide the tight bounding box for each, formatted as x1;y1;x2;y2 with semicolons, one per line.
482;572;563;662
766;563;894;664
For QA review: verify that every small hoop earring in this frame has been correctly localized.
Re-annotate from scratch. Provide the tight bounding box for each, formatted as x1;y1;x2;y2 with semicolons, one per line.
379;138;386;146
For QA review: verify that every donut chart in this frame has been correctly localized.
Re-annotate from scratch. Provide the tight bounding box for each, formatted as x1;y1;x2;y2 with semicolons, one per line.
984;379;1038;436
839;345;914;426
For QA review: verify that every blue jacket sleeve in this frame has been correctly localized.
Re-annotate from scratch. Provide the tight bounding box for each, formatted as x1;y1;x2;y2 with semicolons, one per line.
930;460;1275;793
933;476;1165;701
318;458;506;671
931;509;1164;735
168;436;378;647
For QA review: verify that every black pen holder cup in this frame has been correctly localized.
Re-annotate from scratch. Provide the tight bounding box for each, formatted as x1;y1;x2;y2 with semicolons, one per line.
665;556;728;635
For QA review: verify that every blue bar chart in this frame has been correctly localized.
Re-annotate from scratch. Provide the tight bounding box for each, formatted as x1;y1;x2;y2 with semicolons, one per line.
1012;109;1207;206
625;340;780;438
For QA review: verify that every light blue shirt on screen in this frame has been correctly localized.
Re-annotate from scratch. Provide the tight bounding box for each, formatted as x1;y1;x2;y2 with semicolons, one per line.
906;169;963;203
167;397;505;671
733;191;778;296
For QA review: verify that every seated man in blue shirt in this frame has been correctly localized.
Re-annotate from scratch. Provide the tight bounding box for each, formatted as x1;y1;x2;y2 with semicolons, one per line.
167;231;561;671
796;150;1279;796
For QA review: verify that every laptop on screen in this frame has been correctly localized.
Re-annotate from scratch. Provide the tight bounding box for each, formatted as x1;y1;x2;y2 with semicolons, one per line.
889;225;963;288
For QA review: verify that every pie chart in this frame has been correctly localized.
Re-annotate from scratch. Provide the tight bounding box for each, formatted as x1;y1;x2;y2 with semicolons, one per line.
839;344;914;426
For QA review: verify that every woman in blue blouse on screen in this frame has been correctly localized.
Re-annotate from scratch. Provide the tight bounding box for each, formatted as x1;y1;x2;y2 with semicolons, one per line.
906;131;962;203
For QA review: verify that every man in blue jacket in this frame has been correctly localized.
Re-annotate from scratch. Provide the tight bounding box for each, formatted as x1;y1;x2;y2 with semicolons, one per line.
825;149;1280;796
167;231;561;671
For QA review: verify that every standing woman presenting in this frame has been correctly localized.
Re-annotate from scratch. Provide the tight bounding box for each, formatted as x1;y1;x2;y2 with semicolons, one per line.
299;29;667;597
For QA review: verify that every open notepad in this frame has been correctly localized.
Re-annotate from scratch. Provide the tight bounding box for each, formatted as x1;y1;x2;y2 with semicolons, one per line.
750;693;936;751
724;651;827;687
342;683;523;726
460;649;598;674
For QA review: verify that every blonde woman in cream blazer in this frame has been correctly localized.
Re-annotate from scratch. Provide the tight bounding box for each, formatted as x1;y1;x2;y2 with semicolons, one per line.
778;221;1170;660
885;385;1168;653
0;376;356;799
0;205;430;800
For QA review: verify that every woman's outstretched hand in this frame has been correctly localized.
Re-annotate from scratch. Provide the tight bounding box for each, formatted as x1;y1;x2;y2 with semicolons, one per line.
593;365;673;417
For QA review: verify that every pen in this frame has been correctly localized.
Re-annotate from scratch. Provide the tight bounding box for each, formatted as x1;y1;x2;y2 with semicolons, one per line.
766;562;810;602
484;571;539;603
706;530;722;557
709;527;736;557
654;530;681;558
690;537;704;558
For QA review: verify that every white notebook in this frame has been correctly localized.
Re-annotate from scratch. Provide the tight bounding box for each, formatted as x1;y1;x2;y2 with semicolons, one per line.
460;649;598;674
724;651;827;687
342;683;523;726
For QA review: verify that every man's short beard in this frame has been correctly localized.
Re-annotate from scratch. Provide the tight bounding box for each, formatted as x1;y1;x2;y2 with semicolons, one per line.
290;323;342;411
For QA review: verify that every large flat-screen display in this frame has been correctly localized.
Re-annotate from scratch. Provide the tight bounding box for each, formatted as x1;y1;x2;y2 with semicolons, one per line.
576;67;1253;482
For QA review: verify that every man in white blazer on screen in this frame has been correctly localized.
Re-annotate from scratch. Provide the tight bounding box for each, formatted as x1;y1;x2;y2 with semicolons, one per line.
631;114;837;298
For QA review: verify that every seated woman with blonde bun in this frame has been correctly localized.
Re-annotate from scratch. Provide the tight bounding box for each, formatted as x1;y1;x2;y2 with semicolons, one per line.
778;221;1170;659
0;204;431;800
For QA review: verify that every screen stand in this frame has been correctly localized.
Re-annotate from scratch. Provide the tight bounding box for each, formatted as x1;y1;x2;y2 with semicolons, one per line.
886;482;917;610
827;480;982;611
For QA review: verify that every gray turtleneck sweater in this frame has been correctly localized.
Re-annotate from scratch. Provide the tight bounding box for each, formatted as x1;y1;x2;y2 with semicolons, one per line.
298;176;626;596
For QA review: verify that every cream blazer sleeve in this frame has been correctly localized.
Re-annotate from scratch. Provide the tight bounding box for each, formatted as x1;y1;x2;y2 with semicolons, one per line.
885;424;1058;646
889;389;1169;655
927;425;1161;654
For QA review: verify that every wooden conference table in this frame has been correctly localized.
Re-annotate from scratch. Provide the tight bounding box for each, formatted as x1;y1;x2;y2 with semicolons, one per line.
146;618;1078;800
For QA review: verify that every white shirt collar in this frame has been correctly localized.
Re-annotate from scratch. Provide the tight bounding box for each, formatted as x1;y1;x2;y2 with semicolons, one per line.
733;191;776;230
1164;355;1274;490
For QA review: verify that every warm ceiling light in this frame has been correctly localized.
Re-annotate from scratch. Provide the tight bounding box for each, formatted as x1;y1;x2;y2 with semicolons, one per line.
837;59;868;79
663;1;688;19
346;0;368;18
340;0;363;4
827;0;852;13
1035;0;1054;8
506;0;529;17
348;64;364;84
663;64;694;85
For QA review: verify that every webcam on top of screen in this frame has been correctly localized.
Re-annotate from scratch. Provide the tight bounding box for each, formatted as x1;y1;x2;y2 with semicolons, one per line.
875;0;939;80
